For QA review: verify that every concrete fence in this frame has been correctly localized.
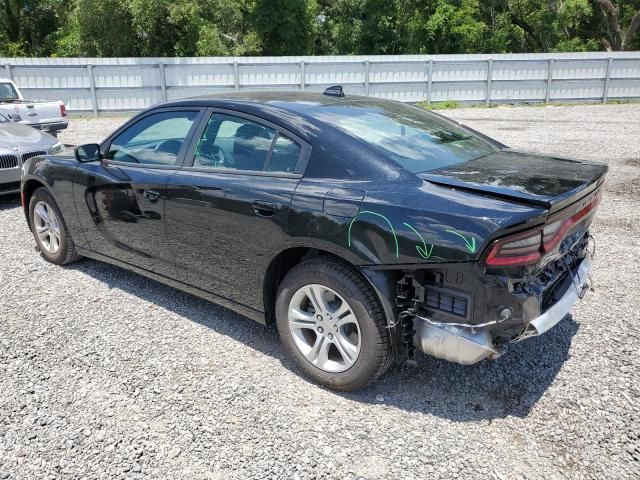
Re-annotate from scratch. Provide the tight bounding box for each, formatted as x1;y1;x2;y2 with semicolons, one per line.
2;52;640;115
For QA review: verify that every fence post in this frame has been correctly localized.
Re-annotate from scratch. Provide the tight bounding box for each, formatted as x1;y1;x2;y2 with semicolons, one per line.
158;62;167;101
300;61;306;91
602;57;613;104
486;59;493;106
364;60;370;96
545;58;554;103
4;63;12;81
87;64;98;118
233;61;240;92
427;59;433;105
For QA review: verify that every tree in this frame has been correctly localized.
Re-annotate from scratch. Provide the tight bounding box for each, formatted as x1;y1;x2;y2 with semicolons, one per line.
253;0;318;55
2;0;638;57
595;0;640;50
1;0;72;56
55;0;137;56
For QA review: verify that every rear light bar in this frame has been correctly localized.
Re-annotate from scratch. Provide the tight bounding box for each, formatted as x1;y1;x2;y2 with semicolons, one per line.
485;192;601;267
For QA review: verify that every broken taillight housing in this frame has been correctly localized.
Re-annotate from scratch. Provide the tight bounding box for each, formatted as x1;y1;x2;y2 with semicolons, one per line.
485;192;601;267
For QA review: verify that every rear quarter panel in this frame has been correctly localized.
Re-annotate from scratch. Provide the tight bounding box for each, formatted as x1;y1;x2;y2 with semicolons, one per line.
289;178;547;266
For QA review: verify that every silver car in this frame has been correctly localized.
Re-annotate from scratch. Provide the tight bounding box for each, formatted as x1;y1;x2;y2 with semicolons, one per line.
0;113;64;195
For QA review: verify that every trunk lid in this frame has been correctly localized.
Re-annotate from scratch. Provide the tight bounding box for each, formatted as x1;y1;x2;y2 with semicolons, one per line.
420;149;608;213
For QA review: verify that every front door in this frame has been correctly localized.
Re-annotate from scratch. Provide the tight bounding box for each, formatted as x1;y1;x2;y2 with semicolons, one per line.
164;110;309;310
74;108;202;276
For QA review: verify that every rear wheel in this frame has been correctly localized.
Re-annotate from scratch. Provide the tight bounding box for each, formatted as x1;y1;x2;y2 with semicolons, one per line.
275;258;392;391
29;187;80;265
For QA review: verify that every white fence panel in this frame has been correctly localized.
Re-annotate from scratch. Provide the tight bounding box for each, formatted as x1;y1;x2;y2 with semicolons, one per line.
2;53;639;114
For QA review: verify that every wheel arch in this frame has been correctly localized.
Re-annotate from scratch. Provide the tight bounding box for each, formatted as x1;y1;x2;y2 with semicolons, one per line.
21;177;49;230
262;246;399;330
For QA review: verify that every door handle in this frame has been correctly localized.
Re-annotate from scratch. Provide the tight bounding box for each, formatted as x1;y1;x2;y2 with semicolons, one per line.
144;189;161;202
253;201;278;217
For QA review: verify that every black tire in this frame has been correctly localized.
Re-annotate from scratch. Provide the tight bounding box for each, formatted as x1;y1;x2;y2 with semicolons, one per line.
275;257;392;391
29;187;81;265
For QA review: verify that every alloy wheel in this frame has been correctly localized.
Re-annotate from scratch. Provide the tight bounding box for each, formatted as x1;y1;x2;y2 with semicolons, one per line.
33;201;61;255
287;284;361;373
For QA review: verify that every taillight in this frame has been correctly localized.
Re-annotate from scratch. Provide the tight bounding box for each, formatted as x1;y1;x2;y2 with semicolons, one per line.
60;103;67;117
542;193;601;252
486;191;601;267
485;230;542;266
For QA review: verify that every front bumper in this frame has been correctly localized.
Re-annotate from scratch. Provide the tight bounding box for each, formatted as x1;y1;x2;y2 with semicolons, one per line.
0;167;21;195
413;255;592;364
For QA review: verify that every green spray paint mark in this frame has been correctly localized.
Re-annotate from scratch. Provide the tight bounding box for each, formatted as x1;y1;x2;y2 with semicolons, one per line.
403;223;434;259
348;211;399;258
446;230;477;254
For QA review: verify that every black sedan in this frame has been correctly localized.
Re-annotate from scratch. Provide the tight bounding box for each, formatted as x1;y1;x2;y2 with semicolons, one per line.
20;89;607;391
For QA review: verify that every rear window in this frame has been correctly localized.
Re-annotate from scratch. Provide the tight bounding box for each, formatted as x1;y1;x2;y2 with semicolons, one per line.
307;102;497;173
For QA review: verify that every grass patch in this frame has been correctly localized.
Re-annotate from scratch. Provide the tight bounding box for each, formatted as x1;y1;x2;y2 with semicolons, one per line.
415;98;640;111
416;100;462;110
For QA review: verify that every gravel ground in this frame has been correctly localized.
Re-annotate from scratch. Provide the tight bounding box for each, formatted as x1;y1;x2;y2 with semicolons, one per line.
1;104;639;480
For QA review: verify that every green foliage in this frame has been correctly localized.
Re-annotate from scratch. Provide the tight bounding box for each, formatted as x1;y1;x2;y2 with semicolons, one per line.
416;100;462;110
253;0;318;55
0;0;638;57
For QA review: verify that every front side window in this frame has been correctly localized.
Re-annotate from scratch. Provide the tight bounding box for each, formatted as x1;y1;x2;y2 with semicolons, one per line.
0;83;19;100
194;114;301;174
107;111;198;166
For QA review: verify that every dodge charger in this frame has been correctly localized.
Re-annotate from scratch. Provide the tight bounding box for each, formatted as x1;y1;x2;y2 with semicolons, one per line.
20;88;607;391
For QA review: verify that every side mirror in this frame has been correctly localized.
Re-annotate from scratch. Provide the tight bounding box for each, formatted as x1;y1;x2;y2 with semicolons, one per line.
75;143;101;162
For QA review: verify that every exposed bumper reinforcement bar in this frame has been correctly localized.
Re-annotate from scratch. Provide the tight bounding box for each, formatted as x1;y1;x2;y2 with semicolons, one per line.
412;255;592;365
523;254;592;337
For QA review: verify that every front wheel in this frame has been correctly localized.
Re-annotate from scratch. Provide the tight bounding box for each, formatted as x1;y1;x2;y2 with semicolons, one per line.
275;258;392;391
29;187;80;265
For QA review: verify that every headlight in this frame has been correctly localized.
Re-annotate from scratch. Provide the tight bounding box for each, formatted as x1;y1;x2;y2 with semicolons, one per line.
50;141;65;154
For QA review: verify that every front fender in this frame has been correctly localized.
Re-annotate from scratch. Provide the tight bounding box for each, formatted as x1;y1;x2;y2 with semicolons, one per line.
21;154;81;238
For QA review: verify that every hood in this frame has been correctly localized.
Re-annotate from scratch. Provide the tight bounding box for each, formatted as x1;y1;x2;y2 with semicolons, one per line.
0;122;57;151
419;149;608;210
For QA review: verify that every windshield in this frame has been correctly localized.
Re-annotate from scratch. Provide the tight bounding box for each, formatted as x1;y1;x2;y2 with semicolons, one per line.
307;102;497;173
0;82;19;100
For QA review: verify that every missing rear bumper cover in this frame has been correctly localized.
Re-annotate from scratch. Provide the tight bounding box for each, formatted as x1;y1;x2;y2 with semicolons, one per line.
399;255;592;365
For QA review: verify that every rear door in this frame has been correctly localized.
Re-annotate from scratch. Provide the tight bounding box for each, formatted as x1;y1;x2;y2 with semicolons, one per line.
74;108;203;276
164;109;310;310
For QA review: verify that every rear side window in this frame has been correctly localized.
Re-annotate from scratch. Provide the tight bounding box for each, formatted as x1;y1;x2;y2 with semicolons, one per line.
193;113;301;174
107;111;198;166
266;135;301;173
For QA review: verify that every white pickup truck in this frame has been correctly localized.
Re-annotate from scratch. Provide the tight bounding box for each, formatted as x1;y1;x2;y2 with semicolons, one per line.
0;79;68;137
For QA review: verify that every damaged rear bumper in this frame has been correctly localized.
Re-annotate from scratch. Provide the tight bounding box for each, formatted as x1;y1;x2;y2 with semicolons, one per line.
412;255;592;365
523;254;591;337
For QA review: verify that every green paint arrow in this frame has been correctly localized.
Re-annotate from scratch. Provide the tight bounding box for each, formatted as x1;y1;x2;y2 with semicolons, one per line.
446;230;477;253
348;210;399;258
403;223;434;259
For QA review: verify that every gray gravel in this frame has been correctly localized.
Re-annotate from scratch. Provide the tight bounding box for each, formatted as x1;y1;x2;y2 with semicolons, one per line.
1;104;639;479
